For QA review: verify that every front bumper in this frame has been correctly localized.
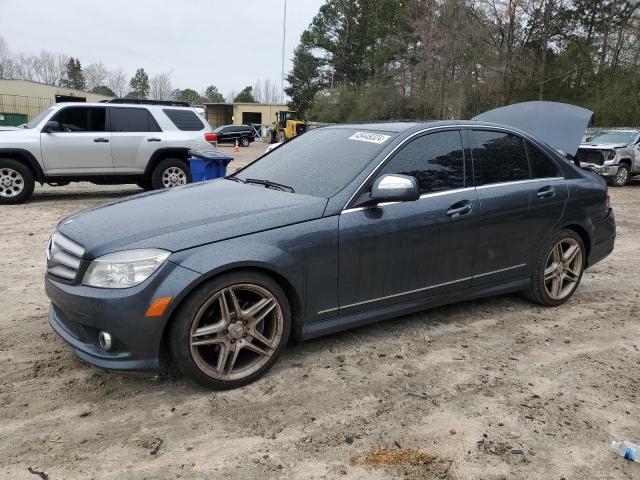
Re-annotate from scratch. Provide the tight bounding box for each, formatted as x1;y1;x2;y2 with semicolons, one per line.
45;260;201;373
580;162;619;177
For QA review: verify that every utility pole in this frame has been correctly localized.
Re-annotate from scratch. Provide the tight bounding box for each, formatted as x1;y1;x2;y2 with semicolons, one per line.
281;0;287;103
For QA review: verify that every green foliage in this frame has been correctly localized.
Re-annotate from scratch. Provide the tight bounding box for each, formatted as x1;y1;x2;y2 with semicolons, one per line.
285;38;322;115
233;86;256;103
204;85;225;103
175;88;207;105
62;57;85;90
91;85;115;97
129;68;150;99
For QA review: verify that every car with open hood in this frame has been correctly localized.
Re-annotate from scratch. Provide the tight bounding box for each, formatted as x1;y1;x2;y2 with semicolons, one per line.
45;101;615;389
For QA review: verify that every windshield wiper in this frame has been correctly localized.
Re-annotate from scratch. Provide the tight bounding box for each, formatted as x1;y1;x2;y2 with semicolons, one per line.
245;178;295;193
227;176;246;183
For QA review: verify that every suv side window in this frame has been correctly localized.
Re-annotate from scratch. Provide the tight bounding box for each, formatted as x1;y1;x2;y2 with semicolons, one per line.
470;130;530;186
378;130;465;194
50;107;106;132
162;109;204;131
526;141;562;178
110;107;161;132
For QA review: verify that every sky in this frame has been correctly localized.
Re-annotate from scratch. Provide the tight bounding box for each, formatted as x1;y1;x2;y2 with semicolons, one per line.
0;0;325;97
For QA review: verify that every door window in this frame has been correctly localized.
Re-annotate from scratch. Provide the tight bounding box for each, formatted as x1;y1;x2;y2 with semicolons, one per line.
110;107;161;132
50;107;106;132
526;141;562;178
378;130;465;194
470;130;530;186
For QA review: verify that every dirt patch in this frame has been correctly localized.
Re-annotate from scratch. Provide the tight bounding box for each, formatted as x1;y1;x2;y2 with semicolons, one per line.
352;445;452;478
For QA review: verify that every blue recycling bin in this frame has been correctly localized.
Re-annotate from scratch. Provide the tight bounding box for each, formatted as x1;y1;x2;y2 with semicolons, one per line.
189;150;233;182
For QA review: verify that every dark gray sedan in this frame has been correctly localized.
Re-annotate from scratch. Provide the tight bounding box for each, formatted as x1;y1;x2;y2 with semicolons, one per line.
45;102;616;389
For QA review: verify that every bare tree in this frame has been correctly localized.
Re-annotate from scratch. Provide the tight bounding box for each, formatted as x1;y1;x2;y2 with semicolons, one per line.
108;68;128;98
84;62;109;91
0;36;15;79
252;78;281;103
150;73;173;100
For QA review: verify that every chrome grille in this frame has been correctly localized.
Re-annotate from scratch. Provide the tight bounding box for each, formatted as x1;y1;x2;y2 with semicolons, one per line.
46;232;85;281
577;149;605;166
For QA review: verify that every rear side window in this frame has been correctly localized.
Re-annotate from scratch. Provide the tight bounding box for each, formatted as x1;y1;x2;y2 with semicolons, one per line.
470;130;530;186
51;107;106;132
378;130;465;194
162;109;204;131
526;141;562;178
110;107;161;132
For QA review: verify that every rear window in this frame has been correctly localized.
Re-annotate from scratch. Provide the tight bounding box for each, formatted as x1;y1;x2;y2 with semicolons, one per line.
470;130;530;186
162;109;205;131
235;128;394;198
110;107;161;132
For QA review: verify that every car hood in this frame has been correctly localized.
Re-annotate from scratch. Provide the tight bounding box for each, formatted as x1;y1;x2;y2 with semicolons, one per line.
57;180;328;258
472;101;593;157
578;143;627;150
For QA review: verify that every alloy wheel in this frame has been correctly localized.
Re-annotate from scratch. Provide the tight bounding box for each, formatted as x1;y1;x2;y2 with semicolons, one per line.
161;166;187;188
616;166;629;186
543;238;583;300
0;168;24;198
189;283;284;381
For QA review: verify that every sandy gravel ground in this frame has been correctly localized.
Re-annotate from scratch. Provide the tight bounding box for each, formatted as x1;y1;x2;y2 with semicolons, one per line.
1;143;639;479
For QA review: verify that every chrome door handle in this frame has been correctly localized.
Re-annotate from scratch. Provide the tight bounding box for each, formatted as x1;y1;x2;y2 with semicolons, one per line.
93;137;109;143
147;138;162;142
537;186;555;198
446;200;472;217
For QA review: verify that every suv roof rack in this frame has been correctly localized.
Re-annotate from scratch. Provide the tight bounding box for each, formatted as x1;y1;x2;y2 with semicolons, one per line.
107;99;191;107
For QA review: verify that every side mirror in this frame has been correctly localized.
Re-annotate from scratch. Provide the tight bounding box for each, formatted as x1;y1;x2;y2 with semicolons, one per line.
42;120;60;133
370;174;420;204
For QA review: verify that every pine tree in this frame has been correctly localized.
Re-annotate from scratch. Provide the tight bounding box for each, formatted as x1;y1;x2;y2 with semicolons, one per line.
62;57;86;90
129;68;150;99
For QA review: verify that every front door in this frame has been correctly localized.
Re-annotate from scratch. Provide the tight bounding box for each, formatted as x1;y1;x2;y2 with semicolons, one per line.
40;106;112;175
109;107;166;174
338;130;479;315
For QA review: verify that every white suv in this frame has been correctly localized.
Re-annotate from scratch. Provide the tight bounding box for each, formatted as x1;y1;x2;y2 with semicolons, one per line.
0;100;217;204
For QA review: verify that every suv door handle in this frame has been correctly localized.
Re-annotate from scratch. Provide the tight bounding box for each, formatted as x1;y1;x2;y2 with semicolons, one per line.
93;137;109;143
446;200;473;217
537;185;555;199
147;138;162;142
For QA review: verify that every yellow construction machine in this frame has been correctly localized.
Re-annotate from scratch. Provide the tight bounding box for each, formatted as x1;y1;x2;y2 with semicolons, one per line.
269;111;306;143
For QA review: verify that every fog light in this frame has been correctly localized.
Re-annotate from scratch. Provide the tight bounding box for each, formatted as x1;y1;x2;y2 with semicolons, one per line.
98;331;113;351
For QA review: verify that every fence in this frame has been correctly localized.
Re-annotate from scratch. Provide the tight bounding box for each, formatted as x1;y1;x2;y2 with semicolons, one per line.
0;94;51;125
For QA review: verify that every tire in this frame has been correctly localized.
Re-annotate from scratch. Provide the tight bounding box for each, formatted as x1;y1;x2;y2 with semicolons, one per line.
278;131;286;143
609;164;630;187
523;229;585;307
150;158;191;190
240;137;250;147
0;158;35;204
168;271;292;390
136;177;153;191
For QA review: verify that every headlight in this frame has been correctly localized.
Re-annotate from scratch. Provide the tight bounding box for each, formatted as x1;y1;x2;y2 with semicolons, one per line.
607;150;617;160
82;249;170;289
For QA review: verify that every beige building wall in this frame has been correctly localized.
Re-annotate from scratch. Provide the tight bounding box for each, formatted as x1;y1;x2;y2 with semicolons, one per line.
0;79;113;123
204;103;289;129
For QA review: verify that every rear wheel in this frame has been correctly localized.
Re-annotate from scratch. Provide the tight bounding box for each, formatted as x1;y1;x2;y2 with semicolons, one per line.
609;164;630;187
151;158;191;190
0;158;35;204
524;229;585;306
278;131;286;143
169;271;291;390
240;137;250;147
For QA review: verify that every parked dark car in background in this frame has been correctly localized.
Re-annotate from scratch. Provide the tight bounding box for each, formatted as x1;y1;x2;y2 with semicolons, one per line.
213;124;255;147
45;102;615;390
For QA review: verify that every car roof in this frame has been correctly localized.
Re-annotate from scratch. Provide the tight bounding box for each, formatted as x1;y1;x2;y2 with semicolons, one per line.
53;102;196;111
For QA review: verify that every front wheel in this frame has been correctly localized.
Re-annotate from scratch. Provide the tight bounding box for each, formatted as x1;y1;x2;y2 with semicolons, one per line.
151;158;191;190
169;271;291;390
240;137;250;147
609;164;630;187
524;229;585;306
278;131;286;143
0;158;35;204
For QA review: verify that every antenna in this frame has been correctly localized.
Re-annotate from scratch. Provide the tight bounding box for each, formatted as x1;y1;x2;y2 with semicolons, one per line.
281;0;287;103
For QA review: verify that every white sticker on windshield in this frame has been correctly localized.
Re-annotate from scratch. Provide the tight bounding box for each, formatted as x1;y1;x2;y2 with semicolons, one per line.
348;132;391;144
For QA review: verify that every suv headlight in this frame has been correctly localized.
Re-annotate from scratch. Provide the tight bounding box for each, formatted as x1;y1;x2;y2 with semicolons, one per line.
82;249;170;289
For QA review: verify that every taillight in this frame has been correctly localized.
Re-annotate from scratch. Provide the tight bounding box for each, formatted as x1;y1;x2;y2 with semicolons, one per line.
205;132;217;142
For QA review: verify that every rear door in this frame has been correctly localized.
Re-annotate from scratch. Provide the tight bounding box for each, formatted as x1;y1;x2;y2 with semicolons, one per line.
40;106;112;175
338;130;479;314
109;107;166;173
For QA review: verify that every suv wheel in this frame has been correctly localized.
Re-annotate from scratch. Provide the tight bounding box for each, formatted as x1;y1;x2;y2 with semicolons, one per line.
610;164;630;187
523;229;585;306
0;158;35;204
151;159;191;190
240;137;250;147
169;271;291;390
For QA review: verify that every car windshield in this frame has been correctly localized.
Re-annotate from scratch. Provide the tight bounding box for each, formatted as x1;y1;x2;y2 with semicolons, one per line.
213;126;224;133
25;108;53;129
588;131;637;144
234;127;396;198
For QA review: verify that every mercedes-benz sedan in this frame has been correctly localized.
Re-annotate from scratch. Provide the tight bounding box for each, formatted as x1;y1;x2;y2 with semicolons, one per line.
45;102;616;389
